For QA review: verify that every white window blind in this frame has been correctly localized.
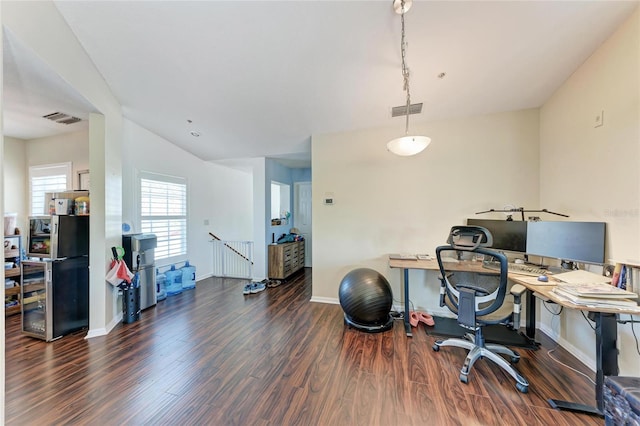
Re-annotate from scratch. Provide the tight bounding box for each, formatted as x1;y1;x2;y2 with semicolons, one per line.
140;174;187;260
29;163;72;215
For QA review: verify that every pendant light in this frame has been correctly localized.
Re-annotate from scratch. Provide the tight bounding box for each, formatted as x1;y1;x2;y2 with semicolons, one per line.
387;0;431;156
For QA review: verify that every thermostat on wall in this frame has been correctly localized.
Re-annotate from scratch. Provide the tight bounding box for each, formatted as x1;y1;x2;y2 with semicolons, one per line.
324;192;335;205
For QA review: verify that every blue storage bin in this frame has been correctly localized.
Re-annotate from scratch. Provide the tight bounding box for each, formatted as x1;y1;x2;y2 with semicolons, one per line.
156;268;166;301
165;265;183;296
181;261;196;290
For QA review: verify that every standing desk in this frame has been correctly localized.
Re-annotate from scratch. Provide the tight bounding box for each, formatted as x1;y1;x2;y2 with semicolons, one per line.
389;258;487;337
389;257;640;416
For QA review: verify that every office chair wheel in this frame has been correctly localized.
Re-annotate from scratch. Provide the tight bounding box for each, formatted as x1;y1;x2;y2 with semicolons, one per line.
432;344;440;351
510;356;520;364
516;383;528;393
459;374;469;384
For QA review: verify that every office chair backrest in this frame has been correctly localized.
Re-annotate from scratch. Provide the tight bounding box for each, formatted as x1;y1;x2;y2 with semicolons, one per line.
437;226;509;318
446;225;493;251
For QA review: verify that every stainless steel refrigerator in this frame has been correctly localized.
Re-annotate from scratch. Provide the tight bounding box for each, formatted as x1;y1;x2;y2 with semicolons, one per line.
23;215;89;341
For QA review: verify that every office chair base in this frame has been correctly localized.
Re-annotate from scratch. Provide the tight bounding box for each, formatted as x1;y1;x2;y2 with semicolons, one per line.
433;337;529;393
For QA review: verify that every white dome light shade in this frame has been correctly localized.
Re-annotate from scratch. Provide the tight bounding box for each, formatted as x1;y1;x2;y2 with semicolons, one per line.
386;135;431;156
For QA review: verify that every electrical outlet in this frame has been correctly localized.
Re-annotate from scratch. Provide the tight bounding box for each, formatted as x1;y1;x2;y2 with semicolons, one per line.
594;110;604;128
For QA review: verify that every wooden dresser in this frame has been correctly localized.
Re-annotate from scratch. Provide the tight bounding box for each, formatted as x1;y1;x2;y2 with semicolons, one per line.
268;240;305;280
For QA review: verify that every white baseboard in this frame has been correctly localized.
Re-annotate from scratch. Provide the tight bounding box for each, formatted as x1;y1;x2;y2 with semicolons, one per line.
538;322;595;373
312;299;456;319
85;328;107;339
84;312;123;339
310;296;340;305
197;273;213;282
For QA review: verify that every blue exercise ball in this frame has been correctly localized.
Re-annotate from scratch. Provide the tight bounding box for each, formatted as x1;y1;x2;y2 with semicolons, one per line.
338;268;393;333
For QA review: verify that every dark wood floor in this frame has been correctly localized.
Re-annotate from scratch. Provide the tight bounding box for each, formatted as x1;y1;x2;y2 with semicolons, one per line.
5;269;602;425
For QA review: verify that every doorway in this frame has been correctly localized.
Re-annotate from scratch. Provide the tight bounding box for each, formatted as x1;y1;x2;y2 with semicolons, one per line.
294;181;312;267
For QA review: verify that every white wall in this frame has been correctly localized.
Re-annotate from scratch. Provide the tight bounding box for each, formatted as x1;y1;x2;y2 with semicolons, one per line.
539;8;640;376
3;137;27;233
1;8;6;416
3;0;124;336
312;108;540;311
122;119;254;278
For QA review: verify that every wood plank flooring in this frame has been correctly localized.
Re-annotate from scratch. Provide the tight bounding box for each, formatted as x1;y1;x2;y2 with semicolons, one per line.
5;268;602;425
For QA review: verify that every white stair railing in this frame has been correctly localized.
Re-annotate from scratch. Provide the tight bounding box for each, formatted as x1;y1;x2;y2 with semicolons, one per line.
211;240;253;279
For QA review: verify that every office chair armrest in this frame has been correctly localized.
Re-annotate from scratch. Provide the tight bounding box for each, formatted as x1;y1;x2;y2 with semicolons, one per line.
510;284;526;329
510;284;526;296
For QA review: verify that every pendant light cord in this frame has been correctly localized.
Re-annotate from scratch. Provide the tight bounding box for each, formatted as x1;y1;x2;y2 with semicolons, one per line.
400;0;411;136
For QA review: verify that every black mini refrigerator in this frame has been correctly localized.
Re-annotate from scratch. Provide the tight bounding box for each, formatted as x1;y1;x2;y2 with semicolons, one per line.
23;215;90;341
22;257;89;341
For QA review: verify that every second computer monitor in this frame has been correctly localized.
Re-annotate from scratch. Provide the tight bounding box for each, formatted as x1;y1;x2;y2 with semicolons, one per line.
466;219;527;253
525;221;606;265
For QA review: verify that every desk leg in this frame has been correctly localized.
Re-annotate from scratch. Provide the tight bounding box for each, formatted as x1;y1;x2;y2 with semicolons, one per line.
525;290;536;340
403;268;412;337
596;313;618;412
547;312;617;417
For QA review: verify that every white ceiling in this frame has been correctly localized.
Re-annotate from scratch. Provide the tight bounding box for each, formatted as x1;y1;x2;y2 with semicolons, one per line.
3;1;638;167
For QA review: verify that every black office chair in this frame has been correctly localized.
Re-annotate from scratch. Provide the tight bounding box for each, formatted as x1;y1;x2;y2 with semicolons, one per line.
432;225;529;393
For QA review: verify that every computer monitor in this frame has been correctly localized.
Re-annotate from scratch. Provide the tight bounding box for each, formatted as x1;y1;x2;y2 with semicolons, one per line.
466;219;527;253
526;221;606;265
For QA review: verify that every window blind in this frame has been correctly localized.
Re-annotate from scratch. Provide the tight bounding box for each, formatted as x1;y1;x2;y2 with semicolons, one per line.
140;175;188;260
29;163;71;215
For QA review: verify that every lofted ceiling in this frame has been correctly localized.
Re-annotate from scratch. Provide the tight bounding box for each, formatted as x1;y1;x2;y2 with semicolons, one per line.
3;1;638;167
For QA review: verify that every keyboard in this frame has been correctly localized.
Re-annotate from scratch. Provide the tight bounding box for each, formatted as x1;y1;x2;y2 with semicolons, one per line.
482;261;550;277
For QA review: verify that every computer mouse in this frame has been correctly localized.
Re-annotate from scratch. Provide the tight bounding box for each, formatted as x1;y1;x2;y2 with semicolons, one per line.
537;275;548;282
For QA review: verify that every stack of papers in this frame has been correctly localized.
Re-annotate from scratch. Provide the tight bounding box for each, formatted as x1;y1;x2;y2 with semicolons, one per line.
556;282;637;299
389;254;417;260
389;253;433;261
553;282;639;308
553;270;611;284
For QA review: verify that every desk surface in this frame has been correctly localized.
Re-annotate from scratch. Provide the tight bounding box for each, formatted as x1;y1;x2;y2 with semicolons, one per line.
389;258;640;315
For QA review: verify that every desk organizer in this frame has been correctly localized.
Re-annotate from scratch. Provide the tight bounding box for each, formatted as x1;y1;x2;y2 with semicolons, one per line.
604;376;640;425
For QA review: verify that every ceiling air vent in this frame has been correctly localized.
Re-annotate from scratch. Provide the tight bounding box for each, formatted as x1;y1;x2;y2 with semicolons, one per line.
42;112;82;125
391;102;423;117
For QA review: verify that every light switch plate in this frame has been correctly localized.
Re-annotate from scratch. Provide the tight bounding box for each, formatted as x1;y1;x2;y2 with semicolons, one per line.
594;110;604;128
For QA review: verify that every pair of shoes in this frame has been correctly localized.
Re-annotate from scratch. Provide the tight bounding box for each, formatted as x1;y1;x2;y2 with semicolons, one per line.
417;312;435;326
409;311;435;327
409;311;420;327
242;284;251;295
267;279;282;288
250;282;266;294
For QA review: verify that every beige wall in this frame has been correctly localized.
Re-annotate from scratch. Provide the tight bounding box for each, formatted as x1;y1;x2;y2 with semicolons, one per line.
539;8;639;375
4;131;88;233
312;108;540;311
25;130;89;188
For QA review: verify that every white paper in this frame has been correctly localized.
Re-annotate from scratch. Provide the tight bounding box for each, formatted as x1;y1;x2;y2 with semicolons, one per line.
552;270;611;284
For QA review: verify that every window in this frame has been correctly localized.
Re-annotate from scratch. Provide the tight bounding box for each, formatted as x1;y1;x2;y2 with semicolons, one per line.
29;163;72;215
139;172;187;261
271;181;290;220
